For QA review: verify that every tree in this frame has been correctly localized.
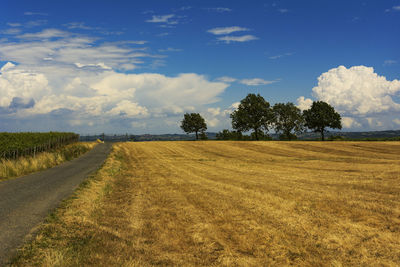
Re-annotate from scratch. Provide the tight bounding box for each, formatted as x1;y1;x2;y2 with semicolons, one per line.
272;102;305;140
180;113;207;140
303;101;342;141
216;129;243;140
230;93;274;140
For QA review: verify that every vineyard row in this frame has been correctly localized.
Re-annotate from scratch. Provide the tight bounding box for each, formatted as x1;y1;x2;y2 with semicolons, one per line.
0;132;80;160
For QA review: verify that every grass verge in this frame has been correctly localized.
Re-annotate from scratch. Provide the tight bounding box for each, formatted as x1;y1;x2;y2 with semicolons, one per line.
0;142;97;181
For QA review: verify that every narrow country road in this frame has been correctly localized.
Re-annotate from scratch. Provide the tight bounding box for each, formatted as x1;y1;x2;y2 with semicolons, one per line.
0;143;112;266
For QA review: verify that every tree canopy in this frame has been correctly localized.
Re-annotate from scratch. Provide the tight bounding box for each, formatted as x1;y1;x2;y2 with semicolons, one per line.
303;101;342;141
273;102;305;140
180;113;207;140
230;93;274;140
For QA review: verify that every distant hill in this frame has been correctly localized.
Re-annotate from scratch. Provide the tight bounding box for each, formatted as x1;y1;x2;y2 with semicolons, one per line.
296;130;400;140
80;130;400;142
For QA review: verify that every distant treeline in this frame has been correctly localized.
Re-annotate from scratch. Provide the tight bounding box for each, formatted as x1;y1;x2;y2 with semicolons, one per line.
0;132;79;159
79;130;400;142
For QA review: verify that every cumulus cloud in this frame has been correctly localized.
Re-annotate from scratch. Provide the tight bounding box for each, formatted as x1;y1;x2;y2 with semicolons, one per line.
296;96;313;111
342;117;361;128
106;100;149;117
0;61;228;133
0;27;230;133
0;62;50;108
297;65;400;130
240;78;276;86
207;26;249;35
217;35;258;43
311;65;400;115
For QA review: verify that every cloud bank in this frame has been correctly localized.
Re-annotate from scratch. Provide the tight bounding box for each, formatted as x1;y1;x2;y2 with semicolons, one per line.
0;28;229;133
298;65;400;130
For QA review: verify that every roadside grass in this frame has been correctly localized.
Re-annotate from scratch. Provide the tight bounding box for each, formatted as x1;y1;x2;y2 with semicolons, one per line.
0;142;97;181
10;141;400;266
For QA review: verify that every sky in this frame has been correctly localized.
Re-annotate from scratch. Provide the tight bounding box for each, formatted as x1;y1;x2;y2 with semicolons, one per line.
0;0;399;135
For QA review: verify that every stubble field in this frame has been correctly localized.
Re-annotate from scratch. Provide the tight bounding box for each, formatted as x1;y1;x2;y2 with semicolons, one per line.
13;141;400;266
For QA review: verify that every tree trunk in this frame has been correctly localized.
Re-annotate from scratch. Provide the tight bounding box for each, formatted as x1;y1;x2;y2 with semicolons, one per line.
286;130;291;141
254;128;259;140
195;131;198;140
321;128;325;141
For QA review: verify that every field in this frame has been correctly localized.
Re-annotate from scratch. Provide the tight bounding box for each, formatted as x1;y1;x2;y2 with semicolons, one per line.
13;141;400;266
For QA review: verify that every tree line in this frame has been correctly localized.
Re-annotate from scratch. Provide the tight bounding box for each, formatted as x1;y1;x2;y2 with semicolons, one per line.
181;93;342;141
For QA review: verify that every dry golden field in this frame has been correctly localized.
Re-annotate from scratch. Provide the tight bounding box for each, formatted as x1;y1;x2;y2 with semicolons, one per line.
12;141;400;266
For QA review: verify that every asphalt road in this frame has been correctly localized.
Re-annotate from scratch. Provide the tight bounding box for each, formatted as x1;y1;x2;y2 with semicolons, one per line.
0;142;112;266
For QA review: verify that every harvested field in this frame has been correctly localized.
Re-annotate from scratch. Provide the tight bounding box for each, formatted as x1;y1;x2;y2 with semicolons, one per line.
13;141;400;266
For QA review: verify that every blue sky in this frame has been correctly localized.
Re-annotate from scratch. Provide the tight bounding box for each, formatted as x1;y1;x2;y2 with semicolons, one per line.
0;0;399;134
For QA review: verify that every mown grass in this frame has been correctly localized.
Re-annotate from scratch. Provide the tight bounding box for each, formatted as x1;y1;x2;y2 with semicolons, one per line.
11;141;400;266
0;142;97;181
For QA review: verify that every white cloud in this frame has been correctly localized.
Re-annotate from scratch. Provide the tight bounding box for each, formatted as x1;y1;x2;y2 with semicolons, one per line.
0;29;149;70
17;28;69;39
240;78;276;86
207;107;221;117
74;62;112;70
173;6;192;12
296;96;313;111
1;28;21;35
384;59;397;66
7;23;22;27
279;9;289;13
25;20;47;28
146;14;176;24
0;61;229;133
216;76;237;83
158;47;182;52
342;117;361;128
392;6;400;11
205;7;232;13
393;118;400;125
63;22;93;30
0;26;230;133
106;100;149;117
217;35;258;43
312;65;400;115
207;26;249;35
269;52;293;59
24;12;48;16
0;62;50;108
230;102;240;110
